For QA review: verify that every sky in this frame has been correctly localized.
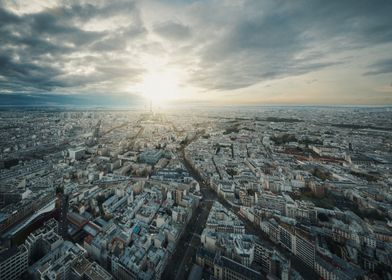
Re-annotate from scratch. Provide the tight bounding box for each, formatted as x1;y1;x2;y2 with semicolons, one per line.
0;0;391;106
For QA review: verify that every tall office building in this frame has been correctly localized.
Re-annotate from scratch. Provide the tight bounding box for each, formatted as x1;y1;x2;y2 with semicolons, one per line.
56;185;69;239
0;245;29;280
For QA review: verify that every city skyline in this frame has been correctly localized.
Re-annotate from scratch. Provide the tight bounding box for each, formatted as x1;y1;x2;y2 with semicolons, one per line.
0;0;392;106
1;107;391;280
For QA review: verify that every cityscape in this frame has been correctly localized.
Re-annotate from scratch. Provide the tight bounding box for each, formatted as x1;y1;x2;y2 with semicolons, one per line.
1;0;392;279
0;106;391;280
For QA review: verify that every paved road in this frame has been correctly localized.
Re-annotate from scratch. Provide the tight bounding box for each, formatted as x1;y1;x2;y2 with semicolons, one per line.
161;198;212;280
161;140;214;280
173;203;211;280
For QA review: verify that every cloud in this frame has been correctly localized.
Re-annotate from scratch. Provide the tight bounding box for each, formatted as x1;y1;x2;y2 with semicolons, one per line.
0;0;391;104
184;0;392;91
153;21;191;40
0;1;146;94
364;58;392;75
0;92;144;106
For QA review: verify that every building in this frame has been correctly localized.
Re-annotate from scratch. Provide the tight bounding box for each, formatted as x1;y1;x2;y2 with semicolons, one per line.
27;240;86;280
111;246;154;280
71;256;113;280
0;245;28;280
270;222;315;269
69;147;85;160
213;252;265;280
294;231;315;268
206;202;245;234
254;240;273;273
25;218;61;261
139;149;164;165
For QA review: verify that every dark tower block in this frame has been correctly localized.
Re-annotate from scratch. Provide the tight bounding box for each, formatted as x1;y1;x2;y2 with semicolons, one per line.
56;185;69;239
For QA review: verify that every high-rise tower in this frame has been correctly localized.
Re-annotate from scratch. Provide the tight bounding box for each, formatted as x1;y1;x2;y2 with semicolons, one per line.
56;185;69;239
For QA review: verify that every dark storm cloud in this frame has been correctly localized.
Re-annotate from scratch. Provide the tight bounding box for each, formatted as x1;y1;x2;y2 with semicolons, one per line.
27;11;105;47
0;6;20;24
0;1;145;95
0;53;64;92
188;0;392;90
364;59;392;76
58;1;138;20
153;21;191;40
0;0;391;101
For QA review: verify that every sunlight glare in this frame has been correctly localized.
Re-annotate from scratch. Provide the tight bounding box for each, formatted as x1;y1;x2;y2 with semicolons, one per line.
137;70;181;102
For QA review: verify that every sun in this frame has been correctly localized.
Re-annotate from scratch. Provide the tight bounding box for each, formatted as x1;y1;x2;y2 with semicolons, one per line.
137;70;180;102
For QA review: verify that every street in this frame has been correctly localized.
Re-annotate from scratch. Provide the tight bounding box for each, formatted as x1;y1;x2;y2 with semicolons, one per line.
161;197;212;280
